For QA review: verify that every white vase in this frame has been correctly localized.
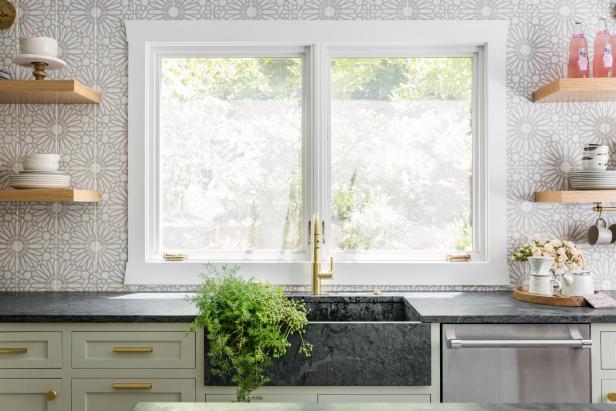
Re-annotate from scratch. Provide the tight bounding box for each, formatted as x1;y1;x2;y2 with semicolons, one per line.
527;256;553;276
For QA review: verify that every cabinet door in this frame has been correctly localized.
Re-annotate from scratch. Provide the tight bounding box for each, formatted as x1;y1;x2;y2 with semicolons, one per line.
205;394;317;403
318;394;431;403
0;379;62;411
72;379;195;411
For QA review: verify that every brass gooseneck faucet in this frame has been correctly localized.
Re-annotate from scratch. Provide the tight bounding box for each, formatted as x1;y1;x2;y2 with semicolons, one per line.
310;214;333;295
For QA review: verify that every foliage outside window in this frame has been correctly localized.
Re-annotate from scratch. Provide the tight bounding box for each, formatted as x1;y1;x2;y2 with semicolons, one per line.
158;54;474;257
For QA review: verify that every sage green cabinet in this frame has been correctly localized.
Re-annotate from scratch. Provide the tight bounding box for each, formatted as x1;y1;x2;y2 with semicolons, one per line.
318;394;431;403
71;378;195;411
205;394;317;403
71;331;195;369
0;332;62;368
0;378;62;411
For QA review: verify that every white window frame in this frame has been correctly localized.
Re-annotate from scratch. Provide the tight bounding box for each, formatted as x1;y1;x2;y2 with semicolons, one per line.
126;20;508;286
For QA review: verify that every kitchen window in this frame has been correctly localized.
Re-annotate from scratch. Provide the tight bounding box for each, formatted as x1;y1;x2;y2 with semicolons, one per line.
126;20;508;285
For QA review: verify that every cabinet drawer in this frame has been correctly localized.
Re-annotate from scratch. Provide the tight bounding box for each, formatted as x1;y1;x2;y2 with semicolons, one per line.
318;394;431;403
72;378;195;411
602;380;616;403
205;394;317;403
72;331;195;369
602;332;616;370
0;378;62;411
0;332;62;368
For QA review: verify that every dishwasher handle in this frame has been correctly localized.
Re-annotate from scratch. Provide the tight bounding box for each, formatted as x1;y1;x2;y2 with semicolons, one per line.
448;338;592;349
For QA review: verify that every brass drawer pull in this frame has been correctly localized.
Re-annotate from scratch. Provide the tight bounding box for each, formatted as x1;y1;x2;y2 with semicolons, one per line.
111;383;153;390
608;392;616;402
0;347;27;354
46;390;57;401
113;346;153;353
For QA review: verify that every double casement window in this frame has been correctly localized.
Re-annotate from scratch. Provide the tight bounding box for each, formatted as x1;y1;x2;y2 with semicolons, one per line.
126;21;508;285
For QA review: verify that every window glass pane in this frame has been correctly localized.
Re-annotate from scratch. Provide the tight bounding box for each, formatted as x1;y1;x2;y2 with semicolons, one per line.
330;57;473;252
159;57;303;252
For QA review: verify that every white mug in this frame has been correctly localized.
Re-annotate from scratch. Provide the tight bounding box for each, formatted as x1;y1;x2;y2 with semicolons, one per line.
589;217;613;245
561;271;594;296
528;274;561;296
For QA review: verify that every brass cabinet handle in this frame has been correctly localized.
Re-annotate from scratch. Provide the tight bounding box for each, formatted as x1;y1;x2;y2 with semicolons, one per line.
608;392;616;402
113;347;153;353
0;347;27;354
46;390;57;401
111;383;153;390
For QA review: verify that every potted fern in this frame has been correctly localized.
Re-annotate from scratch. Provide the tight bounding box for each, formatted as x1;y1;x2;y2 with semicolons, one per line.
189;266;312;402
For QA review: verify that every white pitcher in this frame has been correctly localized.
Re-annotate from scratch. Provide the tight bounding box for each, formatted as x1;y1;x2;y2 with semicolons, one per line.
528;256;553;276
561;271;594;296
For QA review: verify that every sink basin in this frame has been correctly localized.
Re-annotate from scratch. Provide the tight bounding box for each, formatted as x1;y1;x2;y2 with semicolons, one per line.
205;295;430;386
291;295;421;322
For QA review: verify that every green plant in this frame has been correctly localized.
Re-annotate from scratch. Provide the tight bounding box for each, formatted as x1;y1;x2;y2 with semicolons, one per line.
189;266;312;402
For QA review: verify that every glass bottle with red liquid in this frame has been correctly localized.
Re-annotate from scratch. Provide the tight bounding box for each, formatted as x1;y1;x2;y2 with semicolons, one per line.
568;22;589;78
593;17;613;77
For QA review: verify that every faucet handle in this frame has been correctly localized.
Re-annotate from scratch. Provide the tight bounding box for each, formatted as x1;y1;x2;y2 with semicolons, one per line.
318;256;334;280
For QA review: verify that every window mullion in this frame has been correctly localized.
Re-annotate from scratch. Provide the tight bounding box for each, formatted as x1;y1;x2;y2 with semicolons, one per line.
308;44;331;257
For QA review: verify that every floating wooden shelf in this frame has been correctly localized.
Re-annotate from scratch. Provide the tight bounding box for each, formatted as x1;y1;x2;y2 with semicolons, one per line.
533;78;616;102
0;80;101;104
0;189;100;202
534;190;616;204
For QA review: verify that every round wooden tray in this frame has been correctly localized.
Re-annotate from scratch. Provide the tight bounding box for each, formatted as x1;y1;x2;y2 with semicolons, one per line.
512;286;593;307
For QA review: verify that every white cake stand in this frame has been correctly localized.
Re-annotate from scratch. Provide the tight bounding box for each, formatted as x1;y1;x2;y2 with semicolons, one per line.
12;54;67;80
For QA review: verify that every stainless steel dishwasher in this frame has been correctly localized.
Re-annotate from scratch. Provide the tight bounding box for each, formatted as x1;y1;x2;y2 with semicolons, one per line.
442;324;591;403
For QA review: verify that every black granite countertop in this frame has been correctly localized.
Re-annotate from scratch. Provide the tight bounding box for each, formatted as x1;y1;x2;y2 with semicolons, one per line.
3;291;616;323
404;291;616;324
130;402;614;411
0;292;199;322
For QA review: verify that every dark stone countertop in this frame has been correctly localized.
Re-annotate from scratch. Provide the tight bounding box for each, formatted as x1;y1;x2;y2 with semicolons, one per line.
0;292;199;323
130;402;615;411
3;290;616;323
403;291;616;324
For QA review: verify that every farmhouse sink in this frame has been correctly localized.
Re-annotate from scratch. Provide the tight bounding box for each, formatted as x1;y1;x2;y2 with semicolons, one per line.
205;296;431;386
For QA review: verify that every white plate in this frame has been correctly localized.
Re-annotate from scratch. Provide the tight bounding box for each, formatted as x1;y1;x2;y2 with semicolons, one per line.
570;171;616;176
9;183;70;189
9;176;69;181
18;171;64;175
572;186;616;190
12;54;67;70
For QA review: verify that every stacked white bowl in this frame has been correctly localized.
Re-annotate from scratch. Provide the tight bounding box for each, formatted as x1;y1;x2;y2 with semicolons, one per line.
18;37;58;58
9;154;71;189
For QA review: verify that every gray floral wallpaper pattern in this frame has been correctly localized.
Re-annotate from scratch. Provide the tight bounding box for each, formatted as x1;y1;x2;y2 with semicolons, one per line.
0;0;614;292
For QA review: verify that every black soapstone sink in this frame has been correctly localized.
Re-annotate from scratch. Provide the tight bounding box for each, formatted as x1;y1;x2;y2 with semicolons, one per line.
204;296;431;386
303;295;425;322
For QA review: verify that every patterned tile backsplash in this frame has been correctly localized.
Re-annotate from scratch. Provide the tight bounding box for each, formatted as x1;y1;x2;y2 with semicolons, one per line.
0;0;615;292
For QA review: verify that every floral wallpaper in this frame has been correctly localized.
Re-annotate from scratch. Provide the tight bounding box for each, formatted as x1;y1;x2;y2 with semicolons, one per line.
0;0;614;292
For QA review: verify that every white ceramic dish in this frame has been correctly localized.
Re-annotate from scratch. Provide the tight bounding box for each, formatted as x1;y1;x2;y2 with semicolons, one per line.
19;36;58;57
19;170;64;175
9;183;70;189
9;173;70;189
12;54;67;70
23;154;60;162
22;154;60;172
